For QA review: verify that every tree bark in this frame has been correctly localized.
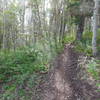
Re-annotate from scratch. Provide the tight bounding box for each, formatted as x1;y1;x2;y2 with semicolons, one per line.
2;0;6;50
76;16;85;40
92;0;99;56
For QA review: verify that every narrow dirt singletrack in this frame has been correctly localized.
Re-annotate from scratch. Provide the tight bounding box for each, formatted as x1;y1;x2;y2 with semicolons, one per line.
40;44;100;100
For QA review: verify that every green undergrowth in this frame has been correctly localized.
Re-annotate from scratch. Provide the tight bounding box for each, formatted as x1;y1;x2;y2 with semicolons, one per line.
0;49;48;83
74;30;100;56
0;48;49;100
0;31;99;99
75;40;100;90
87;58;100;91
74;40;92;56
74;30;100;90
62;35;75;44
87;58;100;81
0;34;64;100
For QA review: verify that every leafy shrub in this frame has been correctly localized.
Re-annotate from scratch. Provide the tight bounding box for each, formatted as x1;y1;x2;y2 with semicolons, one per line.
83;30;93;40
0;48;49;100
74;28;100;56
0;49;47;83
74;40;92;56
87;58;100;80
83;29;100;52
62;35;75;44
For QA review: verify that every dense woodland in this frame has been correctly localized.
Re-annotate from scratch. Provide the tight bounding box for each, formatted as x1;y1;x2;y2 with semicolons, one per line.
0;0;100;100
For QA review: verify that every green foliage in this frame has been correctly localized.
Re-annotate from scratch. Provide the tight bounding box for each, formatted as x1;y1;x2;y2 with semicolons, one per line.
74;30;92;56
87;58;100;92
0;72;43;100
75;29;100;56
87;58;100;81
71;16;82;25
83;30;93;40
0;48;48;100
0;49;47;83
96;83;100;91
68;0;80;6
74;40;92;56
62;35;75;44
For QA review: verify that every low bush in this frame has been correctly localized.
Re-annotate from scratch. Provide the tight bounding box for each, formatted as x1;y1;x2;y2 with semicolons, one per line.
0;49;48;83
87;58;100;80
0;49;48;100
62;35;75;44
74;29;100;56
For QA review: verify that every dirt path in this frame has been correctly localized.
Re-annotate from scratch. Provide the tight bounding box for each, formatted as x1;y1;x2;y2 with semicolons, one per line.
40;44;100;100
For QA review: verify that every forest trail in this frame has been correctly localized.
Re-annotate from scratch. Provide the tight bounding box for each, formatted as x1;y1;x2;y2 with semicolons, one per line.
40;44;100;100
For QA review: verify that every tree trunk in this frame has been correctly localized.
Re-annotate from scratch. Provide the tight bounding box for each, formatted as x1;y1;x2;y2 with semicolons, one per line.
92;0;99;56
2;0;6;50
21;0;25;34
76;16;85;40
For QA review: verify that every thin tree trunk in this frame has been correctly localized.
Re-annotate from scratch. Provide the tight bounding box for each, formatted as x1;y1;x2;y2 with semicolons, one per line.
2;0;6;50
92;0;99;56
21;0;25;34
76;16;85;40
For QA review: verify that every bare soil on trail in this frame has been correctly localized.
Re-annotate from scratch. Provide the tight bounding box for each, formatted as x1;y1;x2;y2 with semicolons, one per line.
40;44;100;100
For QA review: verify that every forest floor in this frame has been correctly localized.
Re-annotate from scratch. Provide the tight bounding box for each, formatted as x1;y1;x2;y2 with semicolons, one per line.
39;44;100;100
